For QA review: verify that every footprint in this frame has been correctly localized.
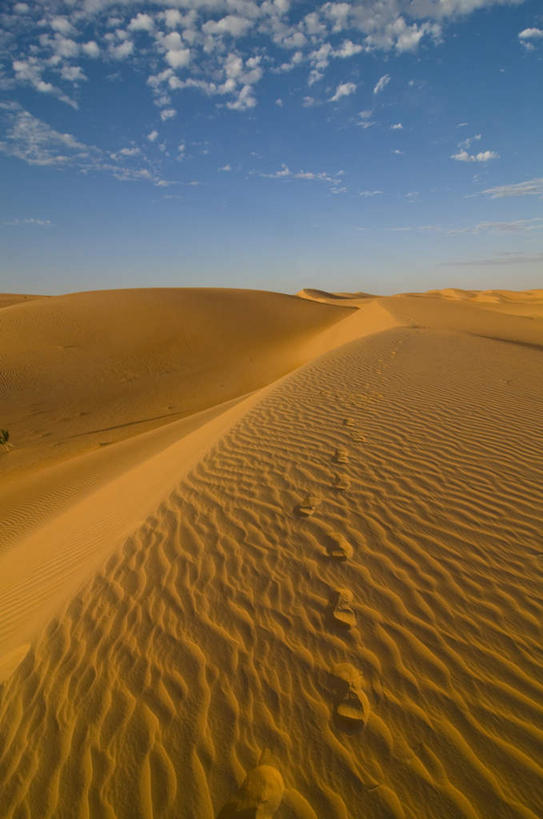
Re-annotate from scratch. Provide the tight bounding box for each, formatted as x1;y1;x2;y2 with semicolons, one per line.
332;473;350;491
218;765;284;818
343;418;355;427
332;663;370;726
325;533;353;561
331;589;356;629
333;447;349;464
295;494;319;517
350;431;366;443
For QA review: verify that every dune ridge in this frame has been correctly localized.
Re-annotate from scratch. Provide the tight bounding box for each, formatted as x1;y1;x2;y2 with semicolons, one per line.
1;287;542;817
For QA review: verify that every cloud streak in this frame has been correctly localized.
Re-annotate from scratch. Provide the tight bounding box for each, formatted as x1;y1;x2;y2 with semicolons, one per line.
481;178;543;199
373;74;391;94
0;102;173;186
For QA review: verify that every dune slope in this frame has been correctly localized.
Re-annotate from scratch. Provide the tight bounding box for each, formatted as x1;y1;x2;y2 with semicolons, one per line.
1;307;542;817
0;288;354;482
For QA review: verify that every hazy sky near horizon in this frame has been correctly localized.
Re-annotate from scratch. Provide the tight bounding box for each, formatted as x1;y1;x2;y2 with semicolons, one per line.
0;0;542;295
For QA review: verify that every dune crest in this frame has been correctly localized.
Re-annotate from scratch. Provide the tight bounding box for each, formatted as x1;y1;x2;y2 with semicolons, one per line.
1;287;542;817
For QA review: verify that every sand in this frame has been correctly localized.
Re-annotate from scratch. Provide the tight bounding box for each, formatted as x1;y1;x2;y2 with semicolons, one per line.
0;287;542;817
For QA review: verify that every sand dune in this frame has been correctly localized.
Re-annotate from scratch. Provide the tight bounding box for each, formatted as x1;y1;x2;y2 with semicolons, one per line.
1;287;542;817
298;288;376;304
0;293;47;310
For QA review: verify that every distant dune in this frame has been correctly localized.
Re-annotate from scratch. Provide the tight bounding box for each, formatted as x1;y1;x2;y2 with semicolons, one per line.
1;287;542;818
298;287;376;303
0;293;47;309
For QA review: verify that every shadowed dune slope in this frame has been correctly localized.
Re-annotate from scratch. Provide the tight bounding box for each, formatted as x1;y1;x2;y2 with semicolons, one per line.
1;315;542;817
0;288;355;480
0;292;397;557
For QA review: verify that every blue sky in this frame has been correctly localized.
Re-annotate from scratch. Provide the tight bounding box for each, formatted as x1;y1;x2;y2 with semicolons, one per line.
0;0;542;295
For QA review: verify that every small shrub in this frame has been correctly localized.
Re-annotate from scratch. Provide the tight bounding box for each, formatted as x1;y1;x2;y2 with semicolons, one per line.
0;429;9;446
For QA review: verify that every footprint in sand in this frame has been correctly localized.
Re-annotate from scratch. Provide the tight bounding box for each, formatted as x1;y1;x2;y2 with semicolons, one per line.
218;765;285;818
325;533;353;561
331;589;356;629
350;431;366;443
343;418;355;427
332;662;370;727
295;494;319;517
333;447;349;464
332;473;350;491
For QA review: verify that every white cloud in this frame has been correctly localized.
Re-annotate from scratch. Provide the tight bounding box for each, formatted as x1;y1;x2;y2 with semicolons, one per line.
259;163;345;188
51;17;76;37
0;103;174;186
304;12;325;36
393;149;404;155
467;217;543;233
226;84;257;110
330;81;356;101
518;27;543;50
2;0;536;135
219;163;231;171
388;217;543;235
281;31;307;49
109;40;134;60
391;122;403;129
163;10;183;29
373;74;391;94
481;178;543;199
51;35;79;59
443;251;543;267
458;133;481;149
162;31;182;51
60;65;86;83
11;58;78;108
128;13;154;32
360;190;383;197
357;109;375;128
160;108;177;121
518;28;543;39
275;97;283;106
82;41;100;58
335;39;363;58
451;149;499;162
147;130;158;142
203;15;253;38
323;2;351;32
0;103;88;166
166;48;191;69
1;217;52;227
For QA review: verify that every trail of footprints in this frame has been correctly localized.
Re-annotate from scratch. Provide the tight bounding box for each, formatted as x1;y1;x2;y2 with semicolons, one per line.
295;419;371;731
219;380;377;818
249;340;406;815
221;423;366;817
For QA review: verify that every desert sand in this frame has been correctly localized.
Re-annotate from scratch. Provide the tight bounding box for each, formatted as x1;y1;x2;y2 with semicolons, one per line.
0;286;542;818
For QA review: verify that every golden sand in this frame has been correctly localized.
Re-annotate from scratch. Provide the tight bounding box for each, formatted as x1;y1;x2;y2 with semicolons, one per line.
1;287;542;817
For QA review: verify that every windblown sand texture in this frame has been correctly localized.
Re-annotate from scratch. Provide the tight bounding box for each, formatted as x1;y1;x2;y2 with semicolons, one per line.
1;287;542;818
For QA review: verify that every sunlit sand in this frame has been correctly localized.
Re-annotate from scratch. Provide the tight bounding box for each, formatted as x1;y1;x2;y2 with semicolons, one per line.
1;287;542;817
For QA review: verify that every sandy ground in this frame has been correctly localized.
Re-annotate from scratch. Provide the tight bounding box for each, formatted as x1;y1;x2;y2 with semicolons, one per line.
0;287;542;818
